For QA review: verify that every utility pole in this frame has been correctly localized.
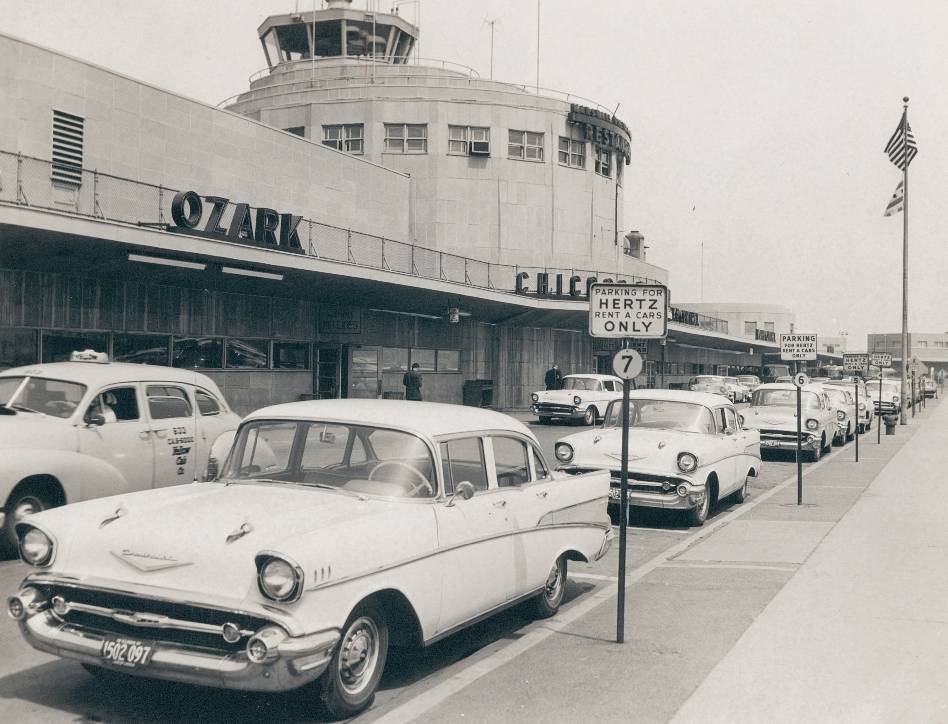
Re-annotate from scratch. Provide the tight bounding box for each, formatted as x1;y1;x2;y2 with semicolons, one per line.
483;16;500;79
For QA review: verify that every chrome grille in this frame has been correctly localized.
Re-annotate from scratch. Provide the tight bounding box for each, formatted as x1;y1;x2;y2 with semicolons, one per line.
536;403;575;414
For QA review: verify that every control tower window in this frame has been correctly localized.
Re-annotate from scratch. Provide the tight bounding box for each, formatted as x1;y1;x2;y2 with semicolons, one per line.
508;130;544;162
449;126;490;156
594;146;612;178
385;124;427;154
323;124;364;154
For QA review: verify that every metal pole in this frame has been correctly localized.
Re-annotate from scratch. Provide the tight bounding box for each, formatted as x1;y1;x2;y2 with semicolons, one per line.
854;379;859;462
911;371;916;418
878;376;883;444
535;0;540;95
900;97;910;425
796;384;803;505
616;373;630;643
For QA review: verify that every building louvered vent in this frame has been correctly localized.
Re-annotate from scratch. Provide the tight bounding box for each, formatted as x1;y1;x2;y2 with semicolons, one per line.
51;110;84;185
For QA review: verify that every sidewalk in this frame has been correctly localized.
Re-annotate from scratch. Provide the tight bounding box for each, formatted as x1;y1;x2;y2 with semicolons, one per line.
673;400;948;723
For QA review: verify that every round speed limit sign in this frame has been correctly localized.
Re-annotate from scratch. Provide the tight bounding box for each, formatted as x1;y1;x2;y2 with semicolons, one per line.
793;372;810;388
612;349;643;380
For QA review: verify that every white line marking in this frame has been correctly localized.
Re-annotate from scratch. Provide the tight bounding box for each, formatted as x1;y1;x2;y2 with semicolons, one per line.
571;572;619;582
660;562;798;573
370;447;847;724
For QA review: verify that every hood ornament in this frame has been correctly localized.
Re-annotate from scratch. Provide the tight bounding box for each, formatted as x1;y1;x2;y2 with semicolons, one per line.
657;441;666;449
112;549;192;573
99;504;128;528
593;435;602;444
226;521;254;545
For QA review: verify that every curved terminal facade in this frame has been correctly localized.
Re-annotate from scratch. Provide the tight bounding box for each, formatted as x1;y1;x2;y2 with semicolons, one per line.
224;2;664;283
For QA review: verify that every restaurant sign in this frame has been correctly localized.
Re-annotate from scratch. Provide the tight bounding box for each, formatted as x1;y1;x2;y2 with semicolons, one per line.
567;104;632;164
169;191;304;254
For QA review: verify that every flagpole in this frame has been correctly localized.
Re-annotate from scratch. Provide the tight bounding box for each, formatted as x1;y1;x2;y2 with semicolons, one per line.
900;96;909;425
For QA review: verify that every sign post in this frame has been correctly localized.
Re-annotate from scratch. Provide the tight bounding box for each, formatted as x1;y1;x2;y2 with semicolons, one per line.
590;283;668;645
870;353;892;443
843;353;869;463
793;372;809;503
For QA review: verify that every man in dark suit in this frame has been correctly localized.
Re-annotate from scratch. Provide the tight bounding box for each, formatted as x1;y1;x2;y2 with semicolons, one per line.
403;362;423;400
544;364;563;391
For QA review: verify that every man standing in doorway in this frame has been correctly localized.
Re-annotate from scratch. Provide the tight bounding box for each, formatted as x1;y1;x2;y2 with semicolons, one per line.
403;362;423;401
544;364;563;391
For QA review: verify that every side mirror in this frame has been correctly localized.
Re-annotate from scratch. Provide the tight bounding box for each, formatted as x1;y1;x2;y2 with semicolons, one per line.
85;413;106;427
446;481;475;507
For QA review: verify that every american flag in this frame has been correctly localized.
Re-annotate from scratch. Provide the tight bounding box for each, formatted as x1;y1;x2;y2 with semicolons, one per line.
884;110;918;169
884;181;904;217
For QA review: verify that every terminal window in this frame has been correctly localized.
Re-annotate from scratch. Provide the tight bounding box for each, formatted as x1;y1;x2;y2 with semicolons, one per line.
385;124;427;154
594;146;612;177
323;124;364;154
449;126;490;156
558;135;585;168
744;321;757;335
508;130;544;161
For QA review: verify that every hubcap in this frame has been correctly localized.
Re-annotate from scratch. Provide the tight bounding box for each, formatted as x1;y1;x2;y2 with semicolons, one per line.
544;562;562;601
338;616;379;696
13;497;43;523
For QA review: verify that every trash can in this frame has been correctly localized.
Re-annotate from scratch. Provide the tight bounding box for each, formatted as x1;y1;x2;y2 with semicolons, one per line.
883;415;898;435
462;379;494;407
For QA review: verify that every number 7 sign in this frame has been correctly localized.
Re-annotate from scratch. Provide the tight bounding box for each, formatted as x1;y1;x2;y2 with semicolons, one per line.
612;349;643;380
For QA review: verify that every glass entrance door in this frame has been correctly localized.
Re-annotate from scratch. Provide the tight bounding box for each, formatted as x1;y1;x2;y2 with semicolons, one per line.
315;345;342;399
349;346;382;399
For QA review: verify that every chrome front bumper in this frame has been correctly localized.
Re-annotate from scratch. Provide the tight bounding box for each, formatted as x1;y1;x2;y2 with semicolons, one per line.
532;405;582;419
607;482;706;511
12;593;339;692
759;436;819;451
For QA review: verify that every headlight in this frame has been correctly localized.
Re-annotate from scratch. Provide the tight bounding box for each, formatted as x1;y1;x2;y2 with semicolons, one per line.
677;452;698;473
836;410;845;420
892;395;900;402
573;395;582;406
531;393;539;403
256;555;303;602
554;443;574;463
19;527;54;567
806;419;819;430
859;402;866;410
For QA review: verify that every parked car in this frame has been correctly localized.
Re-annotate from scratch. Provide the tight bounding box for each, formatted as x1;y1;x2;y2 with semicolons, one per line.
740;383;838;461
531;373;623;425
722;377;748;403
0;351;240;554
688;375;729;399
826;379;874;433
923;378;937;398
820;385;856;445
553;390;761;526
7;399;613;718
866;378;903;416
774;375;793;384
737;375;762;395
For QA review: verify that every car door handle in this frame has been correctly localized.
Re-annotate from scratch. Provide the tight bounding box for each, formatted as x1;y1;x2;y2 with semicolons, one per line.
151;429;168;438
492;499;507;508
138;431;151;440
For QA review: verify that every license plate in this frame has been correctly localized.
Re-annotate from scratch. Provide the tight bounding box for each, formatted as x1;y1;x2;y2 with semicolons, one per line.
100;636;155;668
760;440;780;447
608;487;620;500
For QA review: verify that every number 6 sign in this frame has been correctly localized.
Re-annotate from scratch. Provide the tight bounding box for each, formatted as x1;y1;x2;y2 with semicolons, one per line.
612;349;643;380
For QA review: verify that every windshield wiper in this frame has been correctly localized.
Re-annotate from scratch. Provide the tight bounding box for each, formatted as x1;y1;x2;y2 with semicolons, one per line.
9;403;43;415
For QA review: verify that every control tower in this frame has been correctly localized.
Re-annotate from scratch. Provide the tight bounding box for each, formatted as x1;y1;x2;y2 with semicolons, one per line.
258;0;417;67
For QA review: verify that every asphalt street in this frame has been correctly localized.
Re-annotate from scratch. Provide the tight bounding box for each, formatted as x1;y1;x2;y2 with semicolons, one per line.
0;404;929;722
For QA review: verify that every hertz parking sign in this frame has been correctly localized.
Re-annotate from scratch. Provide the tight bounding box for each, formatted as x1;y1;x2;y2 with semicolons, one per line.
589;284;668;338
780;333;818;361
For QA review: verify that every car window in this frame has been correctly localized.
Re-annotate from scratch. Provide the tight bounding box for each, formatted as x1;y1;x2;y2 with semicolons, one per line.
3;376;86;418
603;380;616;392
723;407;738;431
532;447;549;480
239;422;295;476
86;386;139;423
302;424;361;468
195;389;221;416
146;385;193;420
491;436;530;487
440;437;489;495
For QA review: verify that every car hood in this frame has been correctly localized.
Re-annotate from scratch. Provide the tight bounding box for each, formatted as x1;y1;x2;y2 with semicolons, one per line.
535;389;590;403
562;427;703;475
30;483;423;603
741;406;808;430
0;414;76;451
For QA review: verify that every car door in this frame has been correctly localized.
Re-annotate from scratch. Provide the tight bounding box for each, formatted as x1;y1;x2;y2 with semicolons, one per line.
726;405;757;484
713;406;740;494
77;384;154;494
434;435;514;632
145;384;198;486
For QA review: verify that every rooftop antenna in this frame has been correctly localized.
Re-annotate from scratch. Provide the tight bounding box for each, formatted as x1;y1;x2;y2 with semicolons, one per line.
482;16;500;79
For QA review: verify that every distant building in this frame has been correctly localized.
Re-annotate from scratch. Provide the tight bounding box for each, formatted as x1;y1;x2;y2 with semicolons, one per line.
867;332;948;377
819;335;848;355
676;303;795;344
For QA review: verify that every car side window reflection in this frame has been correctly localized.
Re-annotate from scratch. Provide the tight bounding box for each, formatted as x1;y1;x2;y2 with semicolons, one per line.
532;447;549;480
86;386;139;423
492;437;530;488
723;407;738;432
440;437;489;495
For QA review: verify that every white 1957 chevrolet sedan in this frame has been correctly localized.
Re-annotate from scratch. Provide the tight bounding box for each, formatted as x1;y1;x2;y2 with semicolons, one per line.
554;390;761;526
7;399;612;719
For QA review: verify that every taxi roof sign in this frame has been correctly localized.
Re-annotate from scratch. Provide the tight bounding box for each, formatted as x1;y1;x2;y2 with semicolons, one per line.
588;283;668;339
70;349;109;363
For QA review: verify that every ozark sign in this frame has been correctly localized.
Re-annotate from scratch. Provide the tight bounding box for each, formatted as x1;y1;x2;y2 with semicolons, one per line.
169;191;304;254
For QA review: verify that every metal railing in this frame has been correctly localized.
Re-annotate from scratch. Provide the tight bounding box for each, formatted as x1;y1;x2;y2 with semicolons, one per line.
247;56;481;85
755;328;777;342
670;307;729;335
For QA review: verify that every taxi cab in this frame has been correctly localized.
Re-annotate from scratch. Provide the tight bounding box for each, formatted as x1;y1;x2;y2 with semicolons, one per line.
0;351;240;553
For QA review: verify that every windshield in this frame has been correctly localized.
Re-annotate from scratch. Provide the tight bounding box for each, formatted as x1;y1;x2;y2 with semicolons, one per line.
562;377;603;391
221;420;437;498
752;389;821;409
0;376;87;418
604;399;715;433
824;389;848;406
694;376;723;384
738;376;759;385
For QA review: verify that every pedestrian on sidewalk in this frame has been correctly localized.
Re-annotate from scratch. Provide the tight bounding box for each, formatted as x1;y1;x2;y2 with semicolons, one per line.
544;364;563;391
403;362;423;401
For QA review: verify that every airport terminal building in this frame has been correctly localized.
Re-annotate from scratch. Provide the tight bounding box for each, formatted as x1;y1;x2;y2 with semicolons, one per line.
0;2;791;414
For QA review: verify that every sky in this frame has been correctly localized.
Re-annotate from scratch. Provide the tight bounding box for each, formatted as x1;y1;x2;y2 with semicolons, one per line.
1;0;945;348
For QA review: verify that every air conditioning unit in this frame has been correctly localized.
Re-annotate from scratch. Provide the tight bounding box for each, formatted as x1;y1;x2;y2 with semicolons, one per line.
468;140;490;156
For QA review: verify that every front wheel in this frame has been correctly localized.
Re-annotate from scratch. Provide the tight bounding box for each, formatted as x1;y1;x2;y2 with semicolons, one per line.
532;556;567;618
807;437;823;462
320;603;389;720
1;488;51;557
687;488;711;526
734;474;749;504
538;416;551;425
582;406;597;426
846;424;855;442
